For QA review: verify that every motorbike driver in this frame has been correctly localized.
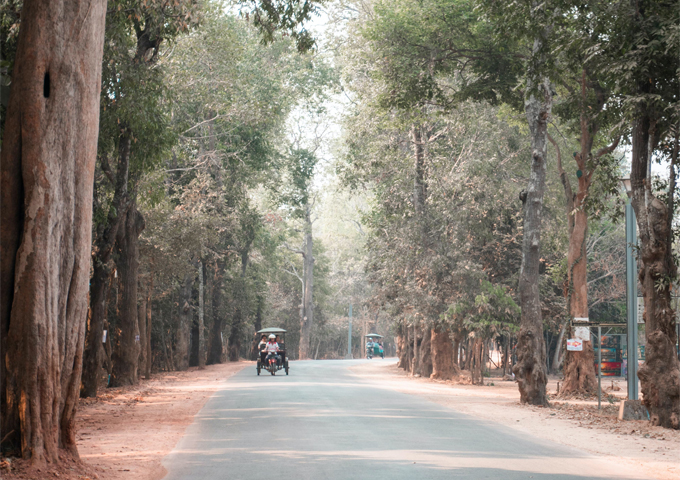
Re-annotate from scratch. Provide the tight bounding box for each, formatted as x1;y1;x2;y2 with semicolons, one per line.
264;334;280;366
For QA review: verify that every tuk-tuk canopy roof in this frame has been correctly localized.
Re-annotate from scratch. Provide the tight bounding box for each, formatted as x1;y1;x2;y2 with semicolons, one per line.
365;333;383;338
257;327;287;334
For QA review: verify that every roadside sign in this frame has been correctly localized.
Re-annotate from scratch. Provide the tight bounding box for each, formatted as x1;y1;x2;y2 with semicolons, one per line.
637;297;644;323
567;339;583;351
574;326;591;341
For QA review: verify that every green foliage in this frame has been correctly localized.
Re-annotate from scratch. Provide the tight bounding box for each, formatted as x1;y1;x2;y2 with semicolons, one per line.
277;147;318;217
362;0;523;111
240;0;326;53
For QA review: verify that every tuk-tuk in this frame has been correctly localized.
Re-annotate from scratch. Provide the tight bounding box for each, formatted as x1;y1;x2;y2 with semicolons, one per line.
365;333;385;359
256;327;289;376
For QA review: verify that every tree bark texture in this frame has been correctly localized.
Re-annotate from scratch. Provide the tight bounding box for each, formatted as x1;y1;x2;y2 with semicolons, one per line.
145;269;153;379
630;112;680;429
299;205;314;360
412;125;426;217
207;260;225;365
411;323;420;375
396;323;412;371
430;326;459;380
137;282;148;376
81;132;131;398
514;72;551;406
197;260;206;368
0;0;107;462
417;327;433;378
110;204;145;386
175;273;193;371
81;264;111;398
468;337;483;385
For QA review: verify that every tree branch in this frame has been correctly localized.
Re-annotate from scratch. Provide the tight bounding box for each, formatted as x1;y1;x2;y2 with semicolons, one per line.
548;133;574;208
594;135;622;160
282;243;305;256
99;155;115;185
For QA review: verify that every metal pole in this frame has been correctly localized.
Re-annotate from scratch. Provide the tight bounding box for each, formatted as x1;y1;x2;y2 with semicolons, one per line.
625;200;639;400
346;304;353;359
598;325;602;410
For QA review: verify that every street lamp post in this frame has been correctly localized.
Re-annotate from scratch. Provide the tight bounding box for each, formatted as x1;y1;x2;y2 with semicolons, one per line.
621;176;639;401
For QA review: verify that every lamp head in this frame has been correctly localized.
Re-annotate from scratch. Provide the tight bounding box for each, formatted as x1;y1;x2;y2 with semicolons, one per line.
620;176;632;198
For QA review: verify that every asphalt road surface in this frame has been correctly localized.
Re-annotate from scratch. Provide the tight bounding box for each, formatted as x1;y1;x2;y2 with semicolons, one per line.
162;359;648;480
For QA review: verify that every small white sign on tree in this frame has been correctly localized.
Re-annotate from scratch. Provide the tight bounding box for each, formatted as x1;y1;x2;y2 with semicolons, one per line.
567;339;583;351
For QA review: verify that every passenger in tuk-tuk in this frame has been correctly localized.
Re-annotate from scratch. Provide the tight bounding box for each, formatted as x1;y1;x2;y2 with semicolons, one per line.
258;335;268;364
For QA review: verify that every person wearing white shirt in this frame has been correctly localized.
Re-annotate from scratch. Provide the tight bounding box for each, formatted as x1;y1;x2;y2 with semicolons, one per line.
265;334;280;366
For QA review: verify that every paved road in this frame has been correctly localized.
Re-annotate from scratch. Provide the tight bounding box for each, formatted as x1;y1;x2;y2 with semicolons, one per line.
162;359;647;480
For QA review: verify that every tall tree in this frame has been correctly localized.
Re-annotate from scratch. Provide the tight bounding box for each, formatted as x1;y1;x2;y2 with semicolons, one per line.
0;0;107;462
282;148;319;359
598;0;680;429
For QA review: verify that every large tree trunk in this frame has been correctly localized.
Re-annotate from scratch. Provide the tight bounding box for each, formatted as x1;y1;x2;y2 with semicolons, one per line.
417;327;433;378
411;323;420;375
110;204;145;386
0;0;107;462
431;326;459;380
81;264;112;397
514;70;551;406
197;259;206;368
630;112;680;429
207;259;225;365
396;323;412;370
82;132;132;397
137;278;148;377
299;204;314;360
175;273;193;371
560;205;597;394
250;294;264;360
470;337;484;385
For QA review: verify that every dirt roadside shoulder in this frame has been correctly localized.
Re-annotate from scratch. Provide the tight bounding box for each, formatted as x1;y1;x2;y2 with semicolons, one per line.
1;361;249;480
77;361;249;480
351;360;680;480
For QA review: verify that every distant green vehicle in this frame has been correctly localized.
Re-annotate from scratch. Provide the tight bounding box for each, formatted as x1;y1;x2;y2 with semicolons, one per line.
365;333;384;359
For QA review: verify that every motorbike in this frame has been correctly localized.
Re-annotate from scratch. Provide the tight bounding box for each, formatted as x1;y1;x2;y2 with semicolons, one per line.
266;353;280;375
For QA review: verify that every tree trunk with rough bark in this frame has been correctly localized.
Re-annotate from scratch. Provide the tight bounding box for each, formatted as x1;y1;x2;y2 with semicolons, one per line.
207;259;225;365
396;323;412;370
137;284;148;377
197;260;205;368
145;269;153;379
110;204;145;387
431;326;459;380
82;133;131;398
630;112;680;429
175;273;193;371
470;337;484;385
417;327;432;377
514;68;551;406
81;265;112;398
0;0;107;462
